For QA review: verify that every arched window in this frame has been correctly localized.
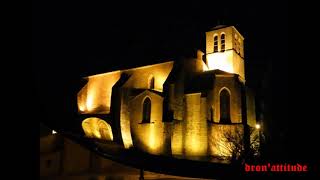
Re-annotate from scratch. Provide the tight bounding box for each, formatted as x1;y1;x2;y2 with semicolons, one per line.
220;89;231;123
234;34;238;53
142;97;151;123
148;76;155;89
214;35;218;52
221;34;225;52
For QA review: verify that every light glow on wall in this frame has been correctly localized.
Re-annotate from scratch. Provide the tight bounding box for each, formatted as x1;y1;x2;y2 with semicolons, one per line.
120;102;133;149
148;124;156;152
206;52;234;73
189;135;202;156
121;124;133;149
93;129;101;139
171;122;183;156
155;73;168;92
86;90;95;111
82;117;113;141
201;62;209;71
77;71;121;114
78;104;85;112
184;94;207;157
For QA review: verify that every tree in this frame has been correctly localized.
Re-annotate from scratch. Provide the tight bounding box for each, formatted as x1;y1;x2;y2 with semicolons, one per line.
222;126;260;164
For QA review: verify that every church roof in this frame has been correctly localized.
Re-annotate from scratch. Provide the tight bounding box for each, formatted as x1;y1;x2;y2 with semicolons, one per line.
184;70;235;94
203;69;234;75
130;88;163;98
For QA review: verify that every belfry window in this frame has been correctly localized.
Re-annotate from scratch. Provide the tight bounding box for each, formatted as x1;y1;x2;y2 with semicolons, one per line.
221;34;225;52
214;35;218;52
148;76;155;89
220;89;231;123
142;97;151;123
234;34;238;53
234;34;240;54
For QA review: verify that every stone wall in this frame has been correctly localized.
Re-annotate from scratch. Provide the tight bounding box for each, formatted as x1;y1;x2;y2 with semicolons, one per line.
171;93;208;158
62;138;91;174
171;120;183;156
123;61;174;92
120;88;134;149
129;90;165;155
77;71;121;114
212;75;242;123
184;94;208;157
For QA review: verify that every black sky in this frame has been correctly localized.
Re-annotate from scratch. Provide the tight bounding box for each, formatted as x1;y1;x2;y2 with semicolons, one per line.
33;1;295;161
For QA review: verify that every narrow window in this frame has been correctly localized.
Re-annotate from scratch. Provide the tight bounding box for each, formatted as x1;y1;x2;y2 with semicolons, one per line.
142;98;151;123
148;76;155;89
221;34;225;52
234;34;238;53
220;89;231;123
214;35;218;52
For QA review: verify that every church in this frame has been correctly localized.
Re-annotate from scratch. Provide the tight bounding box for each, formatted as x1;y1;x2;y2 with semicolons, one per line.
77;25;259;160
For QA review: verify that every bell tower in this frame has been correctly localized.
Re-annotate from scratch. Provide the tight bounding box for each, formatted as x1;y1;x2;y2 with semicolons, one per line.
205;25;245;81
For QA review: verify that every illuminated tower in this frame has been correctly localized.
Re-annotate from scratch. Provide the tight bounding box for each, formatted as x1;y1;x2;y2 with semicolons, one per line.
205;25;245;82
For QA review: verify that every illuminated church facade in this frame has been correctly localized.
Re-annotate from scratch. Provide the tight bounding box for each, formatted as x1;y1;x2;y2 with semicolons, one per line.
77;25;258;159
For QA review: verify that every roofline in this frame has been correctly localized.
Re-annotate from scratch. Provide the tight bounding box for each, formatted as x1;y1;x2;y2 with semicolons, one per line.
209;25;231;31
231;26;245;40
123;60;173;72
129;89;163;102
85;60;174;79
207;25;244;40
86;70;121;78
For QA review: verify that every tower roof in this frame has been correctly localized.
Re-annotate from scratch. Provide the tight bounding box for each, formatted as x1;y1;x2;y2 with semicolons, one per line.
208;25;244;40
210;25;230;31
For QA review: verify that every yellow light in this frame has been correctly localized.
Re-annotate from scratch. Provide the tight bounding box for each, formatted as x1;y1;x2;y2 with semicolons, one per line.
93;130;101;138
255;124;261;129
206;52;234;73
190;135;201;155
148;124;156;151
81;118;113;141
155;74;167;92
78;104;85;112
202;63;209;71
120;121;133;149
86;90;95;111
52;130;57;134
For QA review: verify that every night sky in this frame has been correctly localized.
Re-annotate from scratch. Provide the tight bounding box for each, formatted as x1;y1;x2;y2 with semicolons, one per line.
32;1;303;163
